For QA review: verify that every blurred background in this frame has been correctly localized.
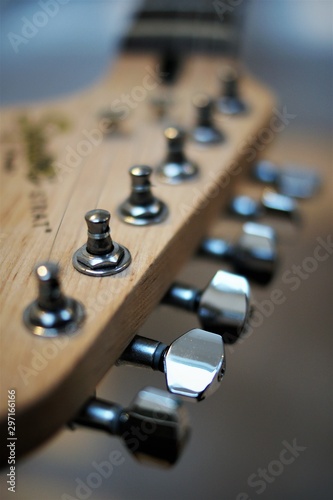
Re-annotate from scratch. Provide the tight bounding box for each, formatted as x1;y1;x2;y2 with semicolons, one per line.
1;1;332;499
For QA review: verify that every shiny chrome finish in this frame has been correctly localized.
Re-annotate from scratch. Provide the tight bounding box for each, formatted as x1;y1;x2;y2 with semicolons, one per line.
253;160;321;199
198;270;251;344
217;66;247;115
164;329;225;401
117;329;225;402
156;127;199;184
73;209;131;276
72;387;190;466
191;94;224;145
118;165;168;225
200;222;277;284
23;262;85;337
163;270;251;343
229;191;299;221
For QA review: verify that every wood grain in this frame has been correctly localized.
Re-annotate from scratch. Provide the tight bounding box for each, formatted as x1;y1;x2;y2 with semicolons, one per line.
0;54;275;463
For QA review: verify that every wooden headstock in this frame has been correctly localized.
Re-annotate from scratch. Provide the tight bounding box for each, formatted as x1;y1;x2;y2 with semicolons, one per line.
0;53;274;464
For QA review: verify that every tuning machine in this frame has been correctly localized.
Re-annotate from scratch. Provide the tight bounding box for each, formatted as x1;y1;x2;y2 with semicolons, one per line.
162;270;251;344
200;223;277;284
229;190;300;222
117;329;225;402
252;160;321;199
71;387;190;466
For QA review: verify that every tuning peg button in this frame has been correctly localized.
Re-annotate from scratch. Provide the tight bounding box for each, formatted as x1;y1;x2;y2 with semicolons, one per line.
200;223;277;284
72;387;190;466
191;94;224;145
229;191;299;221
23;262;85;337
217;66;247;115
253;160;321;199
163;270;250;344
156;127;199;184
118;166;168;225
73;209;131;276
117;329;225;402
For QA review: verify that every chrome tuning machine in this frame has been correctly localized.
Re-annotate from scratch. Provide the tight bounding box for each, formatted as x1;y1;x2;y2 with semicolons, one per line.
252;160;321;199
229;191;300;222
162;270;251;344
71;387;190;466
200;222;278;284
117;329;225;402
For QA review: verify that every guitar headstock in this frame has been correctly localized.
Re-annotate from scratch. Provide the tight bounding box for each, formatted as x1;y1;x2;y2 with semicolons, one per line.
0;52;275;465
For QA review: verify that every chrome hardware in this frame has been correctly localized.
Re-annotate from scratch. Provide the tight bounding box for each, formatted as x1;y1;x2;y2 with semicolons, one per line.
72;387;190;466
118;165;168;225
163;270;251;344
217;66;247;115
117;329;225;401
191;94;224;145
23;262;85;337
73;209;131;276
253;160;321;199
156;127;199;184
229;191;299;221
200;222;277;284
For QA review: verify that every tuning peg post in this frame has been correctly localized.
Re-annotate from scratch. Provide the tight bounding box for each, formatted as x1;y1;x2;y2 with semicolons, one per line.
253;160;321;199
23;262;85;337
217;66;247;115
117;329;225;401
72;387;190;466
191;94;224;145
156;127;199;184
118;165;168;225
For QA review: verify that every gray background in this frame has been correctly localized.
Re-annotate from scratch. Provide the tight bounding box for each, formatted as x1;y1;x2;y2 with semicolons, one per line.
1;1;332;499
